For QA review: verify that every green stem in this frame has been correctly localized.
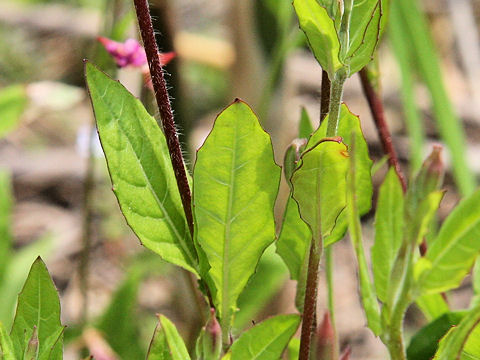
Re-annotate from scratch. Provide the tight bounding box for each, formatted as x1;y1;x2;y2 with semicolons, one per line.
339;0;353;57
326;71;347;137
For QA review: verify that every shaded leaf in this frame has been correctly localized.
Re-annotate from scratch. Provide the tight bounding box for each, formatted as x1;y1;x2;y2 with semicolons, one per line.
415;190;480;294
11;257;63;360
407;311;466;360
229;315;300;360
85;62;198;275
193;100;280;331
146;315;190;360
415;293;449;322
299;107;314;139
372;168;404;302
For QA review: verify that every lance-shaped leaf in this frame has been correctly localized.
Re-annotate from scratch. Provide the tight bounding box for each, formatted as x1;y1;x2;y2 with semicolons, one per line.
342;0;389;75
433;305;480;359
346;136;381;336
228;315;300;360
293;0;342;79
193;100;280;331
415;190;480;294
10;257;63;360
85;62;198;275
146;315;190;360
309;105;373;246
0;321;15;360
372;168;404;302
291;138;349;246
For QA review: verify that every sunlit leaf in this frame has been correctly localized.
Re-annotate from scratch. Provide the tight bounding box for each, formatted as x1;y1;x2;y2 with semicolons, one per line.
85;62;199;275
372;168;404;302
415;190;480;294
0;170;12;284
293;0;342;79
146;315;190;360
229;315;300;360
0;321;15;360
11;257;63;360
193;100;280;332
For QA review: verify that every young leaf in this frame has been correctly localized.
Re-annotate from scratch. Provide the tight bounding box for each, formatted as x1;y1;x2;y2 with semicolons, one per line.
0;321;15;360
85;62;199;275
0;170;12;283
415;190;480;294
346;136;381;336
343;0;388;75
0;84;27;138
293;0;342;79
146;315;190;360
276;196;310;282
433;305;480;359
193;100;280;334
292;138;349;247
234;245;287;330
407;311;466;360
415;293;449;322
372;168;404;302
228;315;300;360
309;105;373;247
299;107;314;139
10;257;63;360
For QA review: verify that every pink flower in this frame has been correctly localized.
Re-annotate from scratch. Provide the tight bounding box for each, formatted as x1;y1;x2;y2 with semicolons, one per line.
97;37;175;68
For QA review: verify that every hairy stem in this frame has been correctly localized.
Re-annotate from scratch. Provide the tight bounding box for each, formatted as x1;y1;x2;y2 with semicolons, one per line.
359;67;407;192
133;0;194;236
326;71;347;137
299;240;322;360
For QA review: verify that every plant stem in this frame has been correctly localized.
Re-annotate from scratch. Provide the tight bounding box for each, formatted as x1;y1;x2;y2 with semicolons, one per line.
326;71;347;137
320;70;331;122
299;240;322;360
133;0;194;236
358;67;407;192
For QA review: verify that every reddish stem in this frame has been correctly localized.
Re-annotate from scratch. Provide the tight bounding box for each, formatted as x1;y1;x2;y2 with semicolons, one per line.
133;0;194;235
320;70;331;122
359;67;407;192
299;244;321;360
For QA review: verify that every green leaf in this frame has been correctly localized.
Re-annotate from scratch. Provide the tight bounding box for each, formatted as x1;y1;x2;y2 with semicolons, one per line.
372;168;404;302
146;315;190;360
433;305;480;359
309;104;373;246
276;196;310;282
85;62;198;275
407;311;466;360
342;0;388;74
346;136;381;336
229;315;300;360
299;107;314;139
293;0;342;79
0;170;12;283
415;293;449;322
96;267;145;359
0;235;53;328
234;245;287;330
10;257;63;360
292;138;349;245
0;85;27;138
193;100;280;332
415;190;480;294
0;321;15;360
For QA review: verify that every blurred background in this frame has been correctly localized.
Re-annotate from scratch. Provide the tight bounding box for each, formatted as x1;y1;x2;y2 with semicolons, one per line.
1;0;480;358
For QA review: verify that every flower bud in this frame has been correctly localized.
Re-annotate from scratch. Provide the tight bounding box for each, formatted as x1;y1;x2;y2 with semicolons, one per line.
25;326;38;360
196;309;222;360
414;145;444;197
316;311;337;360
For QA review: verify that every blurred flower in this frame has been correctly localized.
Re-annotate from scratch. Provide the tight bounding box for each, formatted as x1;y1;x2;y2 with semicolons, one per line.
97;37;175;69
